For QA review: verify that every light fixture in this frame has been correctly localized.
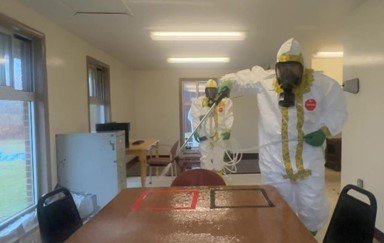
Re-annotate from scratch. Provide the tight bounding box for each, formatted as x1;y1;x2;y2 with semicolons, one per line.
313;51;344;58
151;32;245;41
167;57;230;63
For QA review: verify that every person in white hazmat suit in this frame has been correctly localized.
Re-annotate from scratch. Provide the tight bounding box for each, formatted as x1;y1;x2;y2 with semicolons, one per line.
190;79;234;173
217;38;347;233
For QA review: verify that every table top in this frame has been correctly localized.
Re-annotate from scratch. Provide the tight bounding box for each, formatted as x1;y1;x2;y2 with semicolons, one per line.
68;185;315;243
126;139;159;153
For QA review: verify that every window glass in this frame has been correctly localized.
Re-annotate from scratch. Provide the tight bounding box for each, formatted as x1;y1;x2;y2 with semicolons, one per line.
0;32;12;87
0;29;40;226
13;36;32;91
89;103;106;132
87;60;110;132
88;67;95;97
0;100;34;222
180;80;207;149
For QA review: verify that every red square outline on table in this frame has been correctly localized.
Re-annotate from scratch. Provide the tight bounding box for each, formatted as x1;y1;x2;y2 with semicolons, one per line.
131;189;200;211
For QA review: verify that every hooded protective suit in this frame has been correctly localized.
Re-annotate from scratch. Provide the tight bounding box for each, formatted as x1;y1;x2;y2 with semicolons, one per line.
190;79;234;172
220;38;347;231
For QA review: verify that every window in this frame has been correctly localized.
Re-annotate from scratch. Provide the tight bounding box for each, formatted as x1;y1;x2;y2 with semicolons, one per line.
179;78;211;149
0;16;48;227
87;57;111;132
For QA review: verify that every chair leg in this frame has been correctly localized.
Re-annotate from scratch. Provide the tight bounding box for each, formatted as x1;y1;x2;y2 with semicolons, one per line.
149;166;152;184
173;163;177;178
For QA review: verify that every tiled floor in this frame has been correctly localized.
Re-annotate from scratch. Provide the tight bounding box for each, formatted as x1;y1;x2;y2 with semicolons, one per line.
126;168;342;242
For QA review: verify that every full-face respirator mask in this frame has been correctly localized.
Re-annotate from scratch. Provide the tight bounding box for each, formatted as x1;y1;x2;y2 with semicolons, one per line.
205;87;218;107
204;79;219;107
275;61;304;107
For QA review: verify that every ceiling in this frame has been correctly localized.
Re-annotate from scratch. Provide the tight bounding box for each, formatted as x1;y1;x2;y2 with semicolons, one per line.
20;0;366;70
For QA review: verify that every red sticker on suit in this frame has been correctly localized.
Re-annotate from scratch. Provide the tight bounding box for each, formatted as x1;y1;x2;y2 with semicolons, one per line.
305;99;317;111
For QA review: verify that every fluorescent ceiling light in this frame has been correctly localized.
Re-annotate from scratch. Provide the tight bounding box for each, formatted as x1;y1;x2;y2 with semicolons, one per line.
167;57;230;63
151;32;245;41
314;51;344;58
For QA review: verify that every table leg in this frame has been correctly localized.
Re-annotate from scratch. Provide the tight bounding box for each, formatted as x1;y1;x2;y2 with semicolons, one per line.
139;152;147;187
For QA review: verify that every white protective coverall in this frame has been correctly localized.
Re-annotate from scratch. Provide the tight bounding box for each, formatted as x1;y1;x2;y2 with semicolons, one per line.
220;38;347;231
190;91;234;172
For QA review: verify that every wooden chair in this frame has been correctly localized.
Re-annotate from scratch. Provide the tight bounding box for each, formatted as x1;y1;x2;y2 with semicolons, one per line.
147;140;179;184
171;169;226;187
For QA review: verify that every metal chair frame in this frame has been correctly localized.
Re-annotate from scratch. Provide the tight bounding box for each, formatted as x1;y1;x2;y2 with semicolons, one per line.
147;140;179;184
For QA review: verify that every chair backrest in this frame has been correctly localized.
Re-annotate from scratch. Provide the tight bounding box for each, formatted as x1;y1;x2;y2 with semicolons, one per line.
323;184;377;243
37;187;83;243
170;140;179;161
171;169;226;187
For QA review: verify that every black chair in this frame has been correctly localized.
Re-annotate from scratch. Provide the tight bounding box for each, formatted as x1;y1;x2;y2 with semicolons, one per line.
323;184;377;243
37;187;83;243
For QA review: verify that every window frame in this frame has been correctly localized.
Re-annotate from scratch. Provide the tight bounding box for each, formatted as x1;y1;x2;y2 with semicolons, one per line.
86;56;111;132
0;13;50;229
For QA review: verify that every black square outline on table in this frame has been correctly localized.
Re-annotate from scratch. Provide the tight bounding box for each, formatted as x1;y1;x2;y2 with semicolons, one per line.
210;188;275;209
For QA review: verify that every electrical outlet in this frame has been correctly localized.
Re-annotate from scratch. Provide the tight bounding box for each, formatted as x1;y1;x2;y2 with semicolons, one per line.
357;178;364;188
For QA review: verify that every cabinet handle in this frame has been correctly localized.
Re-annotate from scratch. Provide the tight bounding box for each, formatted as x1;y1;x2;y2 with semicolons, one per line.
110;141;115;151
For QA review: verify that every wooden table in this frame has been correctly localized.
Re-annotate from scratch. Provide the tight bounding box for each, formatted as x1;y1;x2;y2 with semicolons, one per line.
126;139;159;187
68;185;316;243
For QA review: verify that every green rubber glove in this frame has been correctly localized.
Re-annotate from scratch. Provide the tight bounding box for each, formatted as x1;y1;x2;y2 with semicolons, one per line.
217;79;233;95
221;132;231;140
304;129;326;147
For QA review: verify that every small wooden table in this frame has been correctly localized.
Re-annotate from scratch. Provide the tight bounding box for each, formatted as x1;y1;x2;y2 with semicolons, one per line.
126;139;159;187
68;185;316;243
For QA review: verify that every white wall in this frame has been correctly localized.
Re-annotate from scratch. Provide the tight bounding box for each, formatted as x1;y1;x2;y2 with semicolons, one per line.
311;57;343;84
0;0;135;188
132;69;260;154
343;0;384;232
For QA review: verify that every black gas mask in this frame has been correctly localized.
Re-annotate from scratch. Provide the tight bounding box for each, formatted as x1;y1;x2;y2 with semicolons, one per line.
275;61;303;107
205;87;218;107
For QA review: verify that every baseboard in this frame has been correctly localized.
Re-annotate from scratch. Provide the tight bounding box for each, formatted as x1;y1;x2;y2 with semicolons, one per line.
374;228;384;242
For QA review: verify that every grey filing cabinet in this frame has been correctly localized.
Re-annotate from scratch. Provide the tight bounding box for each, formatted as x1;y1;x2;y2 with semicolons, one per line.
56;131;126;208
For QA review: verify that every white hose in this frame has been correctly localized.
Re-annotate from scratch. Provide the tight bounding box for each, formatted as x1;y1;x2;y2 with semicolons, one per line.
165;137;303;177
180;95;299;175
216;138;243;174
209;137;304;174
